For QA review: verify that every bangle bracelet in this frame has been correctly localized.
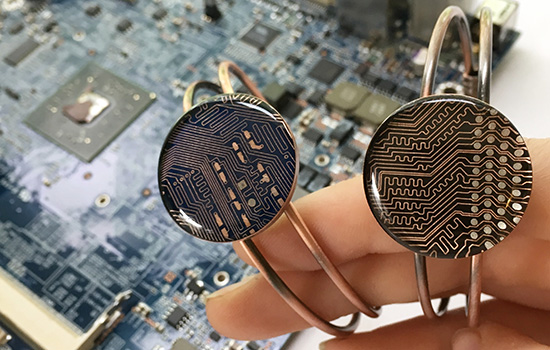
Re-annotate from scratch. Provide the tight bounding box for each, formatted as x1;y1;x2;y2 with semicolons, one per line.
158;61;380;337
363;6;532;328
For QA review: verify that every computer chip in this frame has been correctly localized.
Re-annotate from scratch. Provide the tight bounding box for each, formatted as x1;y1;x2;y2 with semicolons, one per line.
325;81;370;112
241;23;281;50
308;58;345;85
25;63;155;162
352;93;401;125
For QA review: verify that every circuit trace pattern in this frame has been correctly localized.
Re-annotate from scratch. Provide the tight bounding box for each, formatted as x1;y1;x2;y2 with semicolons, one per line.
364;95;532;258
159;93;297;242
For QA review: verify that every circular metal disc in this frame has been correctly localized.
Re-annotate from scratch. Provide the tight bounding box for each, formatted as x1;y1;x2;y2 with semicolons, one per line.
158;93;297;243
363;95;532;258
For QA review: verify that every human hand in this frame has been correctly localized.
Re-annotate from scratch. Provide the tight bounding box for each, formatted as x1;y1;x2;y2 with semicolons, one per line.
205;138;550;349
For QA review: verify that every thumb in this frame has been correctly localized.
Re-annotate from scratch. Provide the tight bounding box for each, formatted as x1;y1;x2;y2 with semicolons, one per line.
453;322;547;350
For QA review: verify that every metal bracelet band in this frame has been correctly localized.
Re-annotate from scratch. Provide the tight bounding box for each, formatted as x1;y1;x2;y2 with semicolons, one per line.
217;60;381;318
415;5;492;327
182;76;363;337
183;80;223;112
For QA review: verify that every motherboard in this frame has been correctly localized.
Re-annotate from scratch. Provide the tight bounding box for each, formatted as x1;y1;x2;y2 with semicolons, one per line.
0;0;519;349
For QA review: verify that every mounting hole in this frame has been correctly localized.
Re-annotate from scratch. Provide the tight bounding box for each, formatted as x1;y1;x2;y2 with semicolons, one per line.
95;194;111;208
213;271;230;287
314;154;330;167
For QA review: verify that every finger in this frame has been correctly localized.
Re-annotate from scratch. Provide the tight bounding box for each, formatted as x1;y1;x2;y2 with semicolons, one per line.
322;300;550;350
207;236;550;339
233;175;407;271
233;138;550;272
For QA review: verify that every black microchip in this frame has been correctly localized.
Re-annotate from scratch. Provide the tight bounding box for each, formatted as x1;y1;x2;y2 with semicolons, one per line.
284;82;305;97
354;63;369;77
85;4;101;16
302;128;324;144
4;38;39;66
363;72;381;87
241;23;281;50
117;19;132;32
377;80;397;94
5;88;20;100
298;164;317;188
307;89;325;106
305;39;319;50
308;59;345;85
187;278;205;295
286;54;302;65
43;20;58;33
330;123;354;144
341;145;361;162
166;306;188;329
281;100;304;120
394;86;418;102
246;341;260;350
8;22;24;35
262;82;289;109
209;331;221;342
307;173;331;192
152;8;168;20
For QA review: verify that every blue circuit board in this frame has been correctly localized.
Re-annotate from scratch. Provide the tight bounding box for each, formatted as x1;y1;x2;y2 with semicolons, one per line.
0;0;518;349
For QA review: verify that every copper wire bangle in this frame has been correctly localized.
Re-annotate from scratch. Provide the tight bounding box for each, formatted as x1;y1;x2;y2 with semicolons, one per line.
181;70;370;336
218;60;380;318
416;5;492;328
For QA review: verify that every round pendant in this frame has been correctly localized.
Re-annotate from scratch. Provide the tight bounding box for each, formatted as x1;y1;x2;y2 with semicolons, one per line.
364;95;532;258
158;93;298;242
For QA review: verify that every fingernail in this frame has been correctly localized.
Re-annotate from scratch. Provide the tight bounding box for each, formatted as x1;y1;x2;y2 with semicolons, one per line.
452;328;481;350
206;274;258;300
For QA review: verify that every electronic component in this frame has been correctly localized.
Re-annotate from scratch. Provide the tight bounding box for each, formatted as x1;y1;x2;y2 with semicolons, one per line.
204;0;222;21
362;72;381;87
286;54;302;65
43;20;58;33
284;82;305;97
25;63;155;162
152;8;168;20
85;4;101;16
330;122;354;144
302;128;324;144
352;94;401;126
281;100;304;120
8;22;24;35
340;145;361;162
307;173;331;192
377;79;397;94
165;306;189;329
307;89;326;106
0;326;12;346
336;0;389;38
298;164;317;188
325;82;370;113
262;82;290;109
4;38;39;66
172;338;197;350
394;86;418;102
209;331;221;342
308;59;345;85
241;23;281;50
305;39;319;50
186;278;206;296
4;88;20;100
116;19;132;32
